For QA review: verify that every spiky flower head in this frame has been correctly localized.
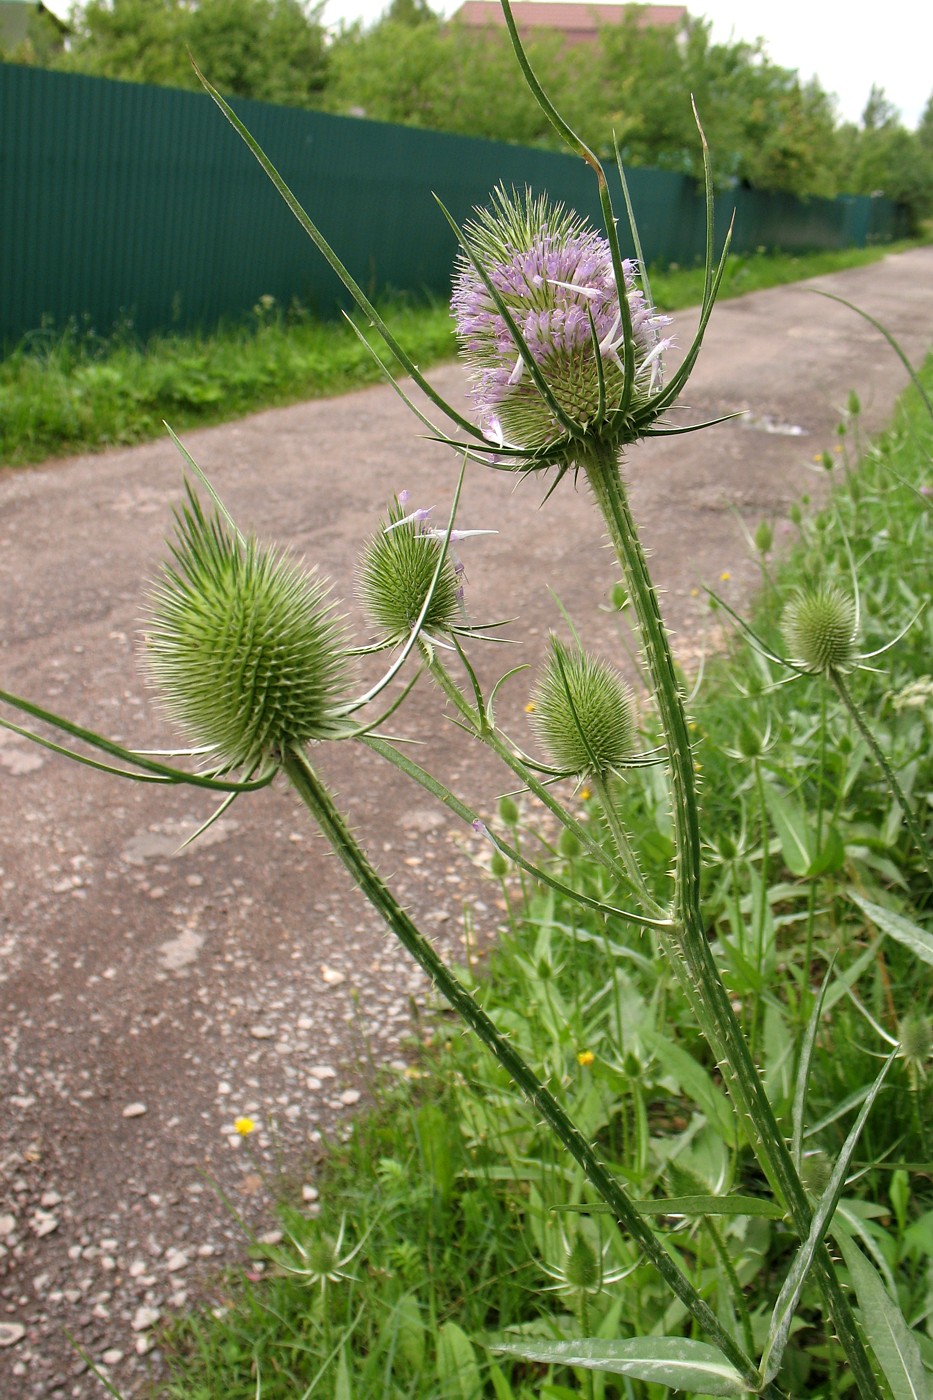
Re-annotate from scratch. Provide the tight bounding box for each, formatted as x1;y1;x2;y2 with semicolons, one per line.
530;637;636;779
451;187;671;466
781;582;858;674
358;496;464;645
145;485;349;769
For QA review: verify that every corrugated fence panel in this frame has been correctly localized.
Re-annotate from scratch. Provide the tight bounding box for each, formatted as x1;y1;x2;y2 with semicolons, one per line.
0;61;906;348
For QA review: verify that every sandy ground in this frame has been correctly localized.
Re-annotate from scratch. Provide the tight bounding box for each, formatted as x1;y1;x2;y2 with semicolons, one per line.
1;246;932;1397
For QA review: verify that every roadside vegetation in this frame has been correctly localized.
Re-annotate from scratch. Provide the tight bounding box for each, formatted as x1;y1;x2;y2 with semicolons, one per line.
0;242;920;469
153;352;933;1397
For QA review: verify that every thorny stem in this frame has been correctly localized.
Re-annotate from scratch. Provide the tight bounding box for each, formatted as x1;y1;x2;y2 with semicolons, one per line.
831;668;933;887
281;743;772;1392
581;440;883;1398
589;771;661;917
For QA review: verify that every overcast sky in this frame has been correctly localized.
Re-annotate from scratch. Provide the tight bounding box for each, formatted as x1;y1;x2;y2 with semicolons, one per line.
318;0;931;129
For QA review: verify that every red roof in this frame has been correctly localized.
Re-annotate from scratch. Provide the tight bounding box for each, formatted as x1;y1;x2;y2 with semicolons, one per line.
453;2;687;43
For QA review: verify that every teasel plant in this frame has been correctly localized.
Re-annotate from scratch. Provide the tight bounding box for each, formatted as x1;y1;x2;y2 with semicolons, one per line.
0;1;918;1392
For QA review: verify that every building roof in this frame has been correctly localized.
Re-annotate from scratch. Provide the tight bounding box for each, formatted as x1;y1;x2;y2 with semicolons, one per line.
453;2;687;44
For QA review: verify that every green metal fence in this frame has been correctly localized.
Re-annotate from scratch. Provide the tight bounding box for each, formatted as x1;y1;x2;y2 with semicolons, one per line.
0;61;909;348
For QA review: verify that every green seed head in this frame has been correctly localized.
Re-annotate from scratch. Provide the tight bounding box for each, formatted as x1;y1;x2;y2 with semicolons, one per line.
781;582;858;674
358;498;462;644
563;1233;600;1292
530;638;636;779
145;485;349;769
899;1011;932;1068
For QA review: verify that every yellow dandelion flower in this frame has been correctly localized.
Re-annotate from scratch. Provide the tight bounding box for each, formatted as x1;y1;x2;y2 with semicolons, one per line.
234;1117;256;1137
720;571;731;582
579;787;591;801
577;1050;595;1067
524;701;536;713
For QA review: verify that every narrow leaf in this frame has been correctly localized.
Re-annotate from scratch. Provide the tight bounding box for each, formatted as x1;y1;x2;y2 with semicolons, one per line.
763;784;816;878
835;1234;931;1400
851;894;933;967
487;1336;748;1396
761;1048;897;1384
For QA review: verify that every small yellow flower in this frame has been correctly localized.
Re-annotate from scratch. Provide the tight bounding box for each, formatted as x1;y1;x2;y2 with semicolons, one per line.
577;1050;595;1067
579;787;591;801
234;1117;256;1137
720;571;731;582
690;587;699;597
524;701;536;713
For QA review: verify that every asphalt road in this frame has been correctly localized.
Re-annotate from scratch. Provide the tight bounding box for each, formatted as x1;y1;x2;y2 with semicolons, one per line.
1;246;932;1397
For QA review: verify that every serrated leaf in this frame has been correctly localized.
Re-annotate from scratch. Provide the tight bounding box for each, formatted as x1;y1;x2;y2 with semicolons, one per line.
437;1321;482;1399
487;1336;749;1395
836;1233;932;1400
851;894;933;967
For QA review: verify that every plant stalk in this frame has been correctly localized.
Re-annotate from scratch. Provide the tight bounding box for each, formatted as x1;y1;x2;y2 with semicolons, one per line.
281;743;769;1392
582;442;882;1398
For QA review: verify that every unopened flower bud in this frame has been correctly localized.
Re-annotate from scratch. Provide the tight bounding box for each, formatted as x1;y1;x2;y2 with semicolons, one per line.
530;638;636;779
781;583;857;674
145;485;348;769
358;497;462;644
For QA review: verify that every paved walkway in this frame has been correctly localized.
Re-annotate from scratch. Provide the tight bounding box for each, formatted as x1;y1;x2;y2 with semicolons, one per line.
1;247;932;1396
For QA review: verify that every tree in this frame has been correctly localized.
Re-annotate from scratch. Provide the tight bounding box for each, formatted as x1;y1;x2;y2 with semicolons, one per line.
58;0;329;105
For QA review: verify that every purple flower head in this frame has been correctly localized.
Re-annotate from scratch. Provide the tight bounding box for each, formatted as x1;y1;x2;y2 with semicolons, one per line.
451;187;671;464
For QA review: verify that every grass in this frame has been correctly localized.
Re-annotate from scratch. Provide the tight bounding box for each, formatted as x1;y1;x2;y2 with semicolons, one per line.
154;350;933;1396
0;241;920;469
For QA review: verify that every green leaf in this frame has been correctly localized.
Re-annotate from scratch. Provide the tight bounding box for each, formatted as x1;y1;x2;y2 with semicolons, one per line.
761;1047;897;1384
763;783;815;877
334;1347;354;1400
850;894;933;967
836;1234;932;1400
642;1029;738;1141
487;1337;748;1395
631;1194;786;1220
437;1321;483;1399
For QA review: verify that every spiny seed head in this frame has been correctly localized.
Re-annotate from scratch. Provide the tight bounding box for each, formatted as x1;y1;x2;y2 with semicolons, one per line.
358;498;462;644
530;638;636;778
781;582;858;674
145;485;349;769
899;1011;932;1068
451;186;670;464
564;1234;600;1292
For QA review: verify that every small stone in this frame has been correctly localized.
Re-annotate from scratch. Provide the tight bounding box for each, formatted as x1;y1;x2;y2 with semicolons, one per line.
101;1349;123;1366
339;1089;362;1106
122;1103;147;1119
249;1026;274;1040
308;1065;336;1080
32;1212;59;1238
320;965;345;986
131;1305;160;1332
0;1215;16;1238
301;1185;319;1204
165;1249;188;1273
0;1322;25;1348
40;1190;62;1208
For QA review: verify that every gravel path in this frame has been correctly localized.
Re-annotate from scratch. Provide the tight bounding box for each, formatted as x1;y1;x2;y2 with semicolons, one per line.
1;247;932;1398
